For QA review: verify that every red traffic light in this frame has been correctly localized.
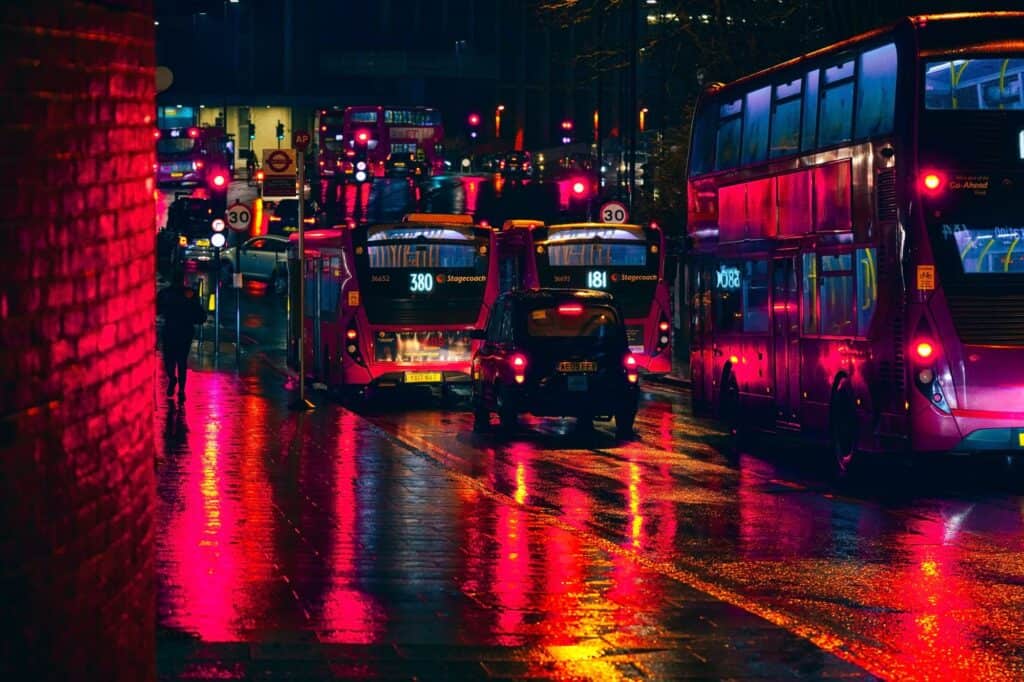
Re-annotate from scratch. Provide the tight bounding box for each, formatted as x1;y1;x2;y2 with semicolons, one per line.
255;170;265;182
571;180;586;195
468;113;481;126
188;127;200;138
211;173;227;188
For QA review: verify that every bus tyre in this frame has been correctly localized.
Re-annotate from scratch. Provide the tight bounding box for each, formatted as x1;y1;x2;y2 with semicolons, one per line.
497;386;517;432
829;376;859;479
615;407;636;440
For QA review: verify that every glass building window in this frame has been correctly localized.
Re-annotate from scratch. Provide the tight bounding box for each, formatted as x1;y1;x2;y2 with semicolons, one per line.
855;43;897;138
741;86;771;165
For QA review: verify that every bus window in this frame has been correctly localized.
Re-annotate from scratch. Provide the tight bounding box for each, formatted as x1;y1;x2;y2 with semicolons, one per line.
801;253;819;334
716;99;743;171
713;262;743;333
855;43;897;138
741;86;771;165
819;59;855;147
320;256;341;318
820;253;855;336
857;248;878;335
690;104;717;175
743;260;770;332
770;79;802;158
925;59;1024;110
801;69;820;152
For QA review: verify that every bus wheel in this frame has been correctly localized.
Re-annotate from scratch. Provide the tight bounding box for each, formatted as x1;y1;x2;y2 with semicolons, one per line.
829;376;858;479
497;386;517;432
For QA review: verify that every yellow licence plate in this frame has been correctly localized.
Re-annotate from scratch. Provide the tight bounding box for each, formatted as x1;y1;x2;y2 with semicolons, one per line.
1019;432;1024;448
405;371;442;384
558;361;596;373
170;172;184;178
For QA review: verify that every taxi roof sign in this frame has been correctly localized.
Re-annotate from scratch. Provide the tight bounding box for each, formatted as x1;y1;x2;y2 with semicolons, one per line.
402;213;474;225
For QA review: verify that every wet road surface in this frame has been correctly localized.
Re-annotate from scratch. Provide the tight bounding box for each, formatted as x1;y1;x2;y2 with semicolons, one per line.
155;308;1024;680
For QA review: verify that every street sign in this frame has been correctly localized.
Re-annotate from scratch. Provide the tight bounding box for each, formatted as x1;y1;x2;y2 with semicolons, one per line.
262;177;297;198
599;201;629;224
225;201;252;233
211;218;226;232
262;148;295;176
293;130;311;152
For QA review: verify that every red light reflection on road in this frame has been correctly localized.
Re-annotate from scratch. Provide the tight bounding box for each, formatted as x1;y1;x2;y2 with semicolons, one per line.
319;411;384;643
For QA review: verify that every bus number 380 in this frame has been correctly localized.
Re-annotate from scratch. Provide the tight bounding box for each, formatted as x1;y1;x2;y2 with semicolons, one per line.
409;272;434;292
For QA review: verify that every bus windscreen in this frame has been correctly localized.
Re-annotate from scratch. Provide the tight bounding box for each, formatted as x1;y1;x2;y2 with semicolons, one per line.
157;138;196;155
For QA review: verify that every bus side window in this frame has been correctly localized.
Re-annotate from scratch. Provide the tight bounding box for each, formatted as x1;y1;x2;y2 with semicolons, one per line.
820;253;855;336
857;248;878;335
802;253;819;334
742;260;770;332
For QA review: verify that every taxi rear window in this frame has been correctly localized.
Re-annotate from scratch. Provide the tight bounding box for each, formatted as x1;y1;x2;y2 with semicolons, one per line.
525;304;620;338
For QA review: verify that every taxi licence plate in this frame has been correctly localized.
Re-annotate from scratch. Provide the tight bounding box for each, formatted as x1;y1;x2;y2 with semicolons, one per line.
567;375;588;391
405;371;442;384
558;361;596;373
170;172;184;178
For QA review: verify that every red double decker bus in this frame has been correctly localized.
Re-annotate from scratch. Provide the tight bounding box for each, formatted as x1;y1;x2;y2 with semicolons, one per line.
341;105;444;178
288;214;498;399
315;107;346;177
686;13;1024;475
497;221;671;374
156;126;233;186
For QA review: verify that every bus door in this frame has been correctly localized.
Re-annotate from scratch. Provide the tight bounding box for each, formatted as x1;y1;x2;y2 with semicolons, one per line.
772;256;800;424
688;257;713;410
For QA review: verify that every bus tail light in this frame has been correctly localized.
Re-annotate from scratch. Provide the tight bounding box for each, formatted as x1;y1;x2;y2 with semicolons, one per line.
624;353;639;383
193;160;204;170
345;326;364;364
913;339;935;362
920;170;945;195
510;353;527;384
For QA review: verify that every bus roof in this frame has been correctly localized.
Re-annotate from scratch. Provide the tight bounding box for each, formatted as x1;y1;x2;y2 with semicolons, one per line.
702;12;1024;97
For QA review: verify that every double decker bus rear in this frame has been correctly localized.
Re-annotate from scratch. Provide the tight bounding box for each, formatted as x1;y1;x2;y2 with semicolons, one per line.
157;126;233;186
289;214;498;398
499;222;671;373
316;107;346;177
342;106;444;178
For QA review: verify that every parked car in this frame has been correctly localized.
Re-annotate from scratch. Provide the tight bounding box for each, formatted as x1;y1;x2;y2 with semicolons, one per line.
471;288;639;438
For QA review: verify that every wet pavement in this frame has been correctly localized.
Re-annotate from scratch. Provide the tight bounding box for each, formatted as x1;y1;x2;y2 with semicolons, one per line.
155;306;1024;681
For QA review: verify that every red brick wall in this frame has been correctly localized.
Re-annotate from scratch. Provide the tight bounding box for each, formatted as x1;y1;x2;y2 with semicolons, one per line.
0;2;156;680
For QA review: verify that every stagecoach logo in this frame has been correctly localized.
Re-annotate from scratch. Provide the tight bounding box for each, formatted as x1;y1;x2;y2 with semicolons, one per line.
615;273;658;283
716;265;741;290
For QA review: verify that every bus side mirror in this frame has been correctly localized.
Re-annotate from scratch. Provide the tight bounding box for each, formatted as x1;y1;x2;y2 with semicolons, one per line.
470;329;486;340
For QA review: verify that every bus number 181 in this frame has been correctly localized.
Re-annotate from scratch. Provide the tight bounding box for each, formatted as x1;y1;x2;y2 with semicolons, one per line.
587;270;608;289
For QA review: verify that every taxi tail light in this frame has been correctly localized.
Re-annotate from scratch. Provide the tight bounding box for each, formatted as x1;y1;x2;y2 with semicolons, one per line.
510;353;527;383
557;303;583;316
624;353;639;383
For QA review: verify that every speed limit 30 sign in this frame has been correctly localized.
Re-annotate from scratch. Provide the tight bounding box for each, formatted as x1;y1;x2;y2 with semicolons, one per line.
225;201;252;233
599;201;629;224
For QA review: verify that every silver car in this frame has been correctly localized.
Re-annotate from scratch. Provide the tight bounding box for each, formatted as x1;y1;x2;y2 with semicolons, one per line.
182;234;290;294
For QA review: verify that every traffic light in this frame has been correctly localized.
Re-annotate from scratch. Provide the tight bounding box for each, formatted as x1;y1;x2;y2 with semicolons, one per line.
248;119;255;141
276;121;285;141
467;113;480;140
560;119;574;145
208;170;229;215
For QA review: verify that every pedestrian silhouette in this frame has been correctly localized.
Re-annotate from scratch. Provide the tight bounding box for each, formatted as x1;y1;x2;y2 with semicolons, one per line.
157;280;207;403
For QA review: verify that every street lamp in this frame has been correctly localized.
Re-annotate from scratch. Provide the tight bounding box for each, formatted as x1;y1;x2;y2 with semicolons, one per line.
495;104;505;139
639;107;649;133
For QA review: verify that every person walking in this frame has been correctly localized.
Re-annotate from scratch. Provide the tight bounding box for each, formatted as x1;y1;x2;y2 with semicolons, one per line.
157;279;207;402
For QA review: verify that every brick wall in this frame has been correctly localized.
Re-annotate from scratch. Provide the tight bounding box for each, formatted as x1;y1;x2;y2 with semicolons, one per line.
0;2;156;680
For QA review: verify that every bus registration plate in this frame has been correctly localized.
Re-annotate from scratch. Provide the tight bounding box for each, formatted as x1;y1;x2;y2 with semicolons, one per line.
558;361;596;373
405;371;442;384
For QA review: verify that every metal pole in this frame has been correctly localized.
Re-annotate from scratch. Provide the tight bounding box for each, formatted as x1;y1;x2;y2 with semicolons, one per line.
296;149;307;406
213;246;221;359
235;232;241;366
628;0;638;212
